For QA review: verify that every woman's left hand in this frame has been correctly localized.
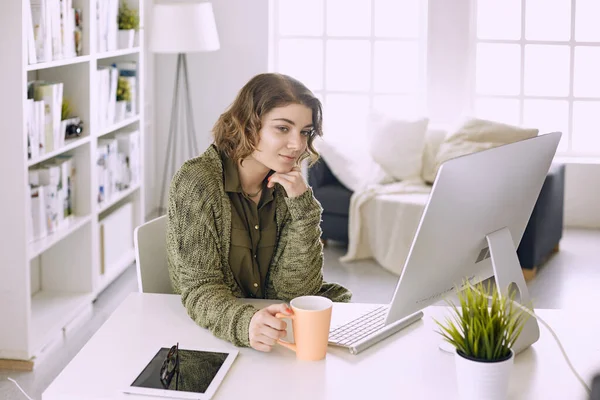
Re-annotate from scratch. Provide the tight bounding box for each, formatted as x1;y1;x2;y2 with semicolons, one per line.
267;166;308;198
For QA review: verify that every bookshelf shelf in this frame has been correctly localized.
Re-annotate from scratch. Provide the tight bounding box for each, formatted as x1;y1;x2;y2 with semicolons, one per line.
96;47;141;60
98;115;140;138
97;183;141;214
29;215;92;259
26;55;92;71
1;0;146;367
27;136;91;167
94;248;136;296
31;291;94;355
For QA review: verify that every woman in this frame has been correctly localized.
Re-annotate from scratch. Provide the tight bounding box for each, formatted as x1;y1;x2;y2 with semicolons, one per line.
166;73;352;353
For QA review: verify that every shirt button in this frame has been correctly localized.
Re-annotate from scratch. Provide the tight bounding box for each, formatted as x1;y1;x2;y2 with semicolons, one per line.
253;283;258;288
254;225;259;230
253;254;257;259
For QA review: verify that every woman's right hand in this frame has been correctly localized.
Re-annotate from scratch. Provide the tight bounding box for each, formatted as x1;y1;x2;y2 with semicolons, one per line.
249;303;292;352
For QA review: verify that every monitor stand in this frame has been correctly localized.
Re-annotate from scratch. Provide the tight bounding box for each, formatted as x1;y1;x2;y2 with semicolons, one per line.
487;227;540;354
439;227;540;355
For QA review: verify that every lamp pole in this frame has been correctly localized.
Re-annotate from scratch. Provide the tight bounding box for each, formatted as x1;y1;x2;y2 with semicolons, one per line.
157;53;199;216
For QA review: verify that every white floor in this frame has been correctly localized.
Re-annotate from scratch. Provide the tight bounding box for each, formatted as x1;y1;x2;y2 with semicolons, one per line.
1;228;599;399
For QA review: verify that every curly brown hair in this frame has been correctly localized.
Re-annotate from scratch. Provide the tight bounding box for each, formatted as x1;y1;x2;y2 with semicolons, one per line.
212;73;323;166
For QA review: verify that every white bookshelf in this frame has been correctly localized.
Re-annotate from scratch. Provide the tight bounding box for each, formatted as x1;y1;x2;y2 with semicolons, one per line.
0;0;145;368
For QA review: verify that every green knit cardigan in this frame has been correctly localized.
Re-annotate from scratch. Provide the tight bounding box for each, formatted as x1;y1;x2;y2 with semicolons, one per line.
166;145;352;347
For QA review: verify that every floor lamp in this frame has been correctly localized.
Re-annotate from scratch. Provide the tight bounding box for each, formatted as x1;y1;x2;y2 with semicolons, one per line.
150;2;220;216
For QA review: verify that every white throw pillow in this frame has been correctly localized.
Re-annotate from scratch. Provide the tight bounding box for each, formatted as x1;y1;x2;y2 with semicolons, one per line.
368;113;429;181
315;137;389;192
430;117;539;183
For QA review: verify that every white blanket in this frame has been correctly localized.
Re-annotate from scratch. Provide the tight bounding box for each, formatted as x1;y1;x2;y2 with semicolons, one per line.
340;180;432;275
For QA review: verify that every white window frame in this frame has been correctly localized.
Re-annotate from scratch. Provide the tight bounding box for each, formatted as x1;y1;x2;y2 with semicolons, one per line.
268;0;429;124
467;0;600;158
269;0;599;160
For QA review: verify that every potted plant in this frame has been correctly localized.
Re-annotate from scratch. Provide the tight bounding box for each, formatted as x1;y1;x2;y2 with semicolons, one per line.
117;2;139;49
434;281;529;400
116;77;131;122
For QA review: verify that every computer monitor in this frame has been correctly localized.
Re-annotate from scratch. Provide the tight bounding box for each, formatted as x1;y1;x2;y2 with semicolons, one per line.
385;131;561;355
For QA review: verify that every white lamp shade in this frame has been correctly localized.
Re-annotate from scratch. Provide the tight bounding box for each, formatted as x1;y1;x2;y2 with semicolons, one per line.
151;2;220;53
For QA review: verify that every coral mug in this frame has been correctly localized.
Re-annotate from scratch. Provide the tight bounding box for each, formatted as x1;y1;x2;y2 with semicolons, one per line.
275;296;333;361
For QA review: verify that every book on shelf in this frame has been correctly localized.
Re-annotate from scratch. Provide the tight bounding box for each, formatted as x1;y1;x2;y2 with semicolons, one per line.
97;66;119;129
29;0;79;64
97;130;140;207
28;155;75;242
114;61;137;118
29;80;63;155
26;98;45;160
97;0;119;53
116;129;140;187
98;63;139;129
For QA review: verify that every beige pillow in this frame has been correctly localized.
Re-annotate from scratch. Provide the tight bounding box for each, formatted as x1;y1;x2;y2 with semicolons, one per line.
369;113;430;181
429;118;539;183
421;127;448;184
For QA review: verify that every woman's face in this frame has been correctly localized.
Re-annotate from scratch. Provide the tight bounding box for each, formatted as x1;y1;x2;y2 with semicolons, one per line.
251;103;314;173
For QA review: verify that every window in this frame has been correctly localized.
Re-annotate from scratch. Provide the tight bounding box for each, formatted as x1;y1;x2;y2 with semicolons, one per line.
472;0;600;156
269;0;427;144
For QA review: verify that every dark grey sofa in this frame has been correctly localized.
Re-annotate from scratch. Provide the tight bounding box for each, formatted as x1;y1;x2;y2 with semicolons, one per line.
308;159;565;277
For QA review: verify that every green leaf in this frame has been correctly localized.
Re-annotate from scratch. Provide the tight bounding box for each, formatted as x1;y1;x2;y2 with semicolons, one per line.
433;278;531;361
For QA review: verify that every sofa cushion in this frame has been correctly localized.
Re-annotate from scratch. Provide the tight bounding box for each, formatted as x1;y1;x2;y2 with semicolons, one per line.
421;127;448;183
368;113;429;181
429;118;539;183
313;184;352;217
315;137;389;192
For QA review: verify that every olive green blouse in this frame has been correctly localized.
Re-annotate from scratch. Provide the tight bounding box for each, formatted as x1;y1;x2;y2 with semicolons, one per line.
220;151;276;299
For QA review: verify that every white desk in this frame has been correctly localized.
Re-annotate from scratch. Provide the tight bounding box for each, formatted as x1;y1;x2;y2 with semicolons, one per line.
43;293;600;400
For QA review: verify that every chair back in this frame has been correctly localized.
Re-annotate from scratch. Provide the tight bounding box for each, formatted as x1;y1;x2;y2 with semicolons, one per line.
133;215;173;294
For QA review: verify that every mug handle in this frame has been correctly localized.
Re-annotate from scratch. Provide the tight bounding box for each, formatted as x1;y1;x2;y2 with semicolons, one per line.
275;313;296;352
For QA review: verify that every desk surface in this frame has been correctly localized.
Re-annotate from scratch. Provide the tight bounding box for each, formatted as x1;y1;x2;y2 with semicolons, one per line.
43;293;600;400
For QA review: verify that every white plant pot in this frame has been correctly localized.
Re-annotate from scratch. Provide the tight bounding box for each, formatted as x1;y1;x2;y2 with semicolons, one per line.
115;101;127;122
118;29;135;49
454;349;514;400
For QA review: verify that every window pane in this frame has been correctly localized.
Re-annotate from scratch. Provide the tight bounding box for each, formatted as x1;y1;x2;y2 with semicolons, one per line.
575;0;600;41
323;94;370;144
374;41;420;93
277;0;323;36
476;44;521;95
278;39;324;91
374;0;420;38
523;100;569;152
574;47;600;97
474;98;520;126
524;45;570;96
326;40;371;91
572;101;600;152
525;0;571;41
327;0;371;37
477;0;521;40
373;95;421;118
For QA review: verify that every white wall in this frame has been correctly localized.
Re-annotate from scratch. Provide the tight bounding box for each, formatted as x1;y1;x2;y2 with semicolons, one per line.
150;0;269;214
564;163;600;228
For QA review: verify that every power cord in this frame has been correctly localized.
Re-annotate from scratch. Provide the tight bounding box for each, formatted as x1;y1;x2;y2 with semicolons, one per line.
7;377;34;400
466;281;591;395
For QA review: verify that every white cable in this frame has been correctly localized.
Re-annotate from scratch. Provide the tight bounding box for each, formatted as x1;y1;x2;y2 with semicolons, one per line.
7;377;35;400
466;282;591;395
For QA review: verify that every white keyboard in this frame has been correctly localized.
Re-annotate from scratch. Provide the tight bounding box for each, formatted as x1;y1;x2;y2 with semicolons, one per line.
328;306;424;355
328;305;389;347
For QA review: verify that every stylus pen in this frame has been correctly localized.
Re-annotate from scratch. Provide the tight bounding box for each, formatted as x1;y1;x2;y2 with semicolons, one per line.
348;311;425;355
